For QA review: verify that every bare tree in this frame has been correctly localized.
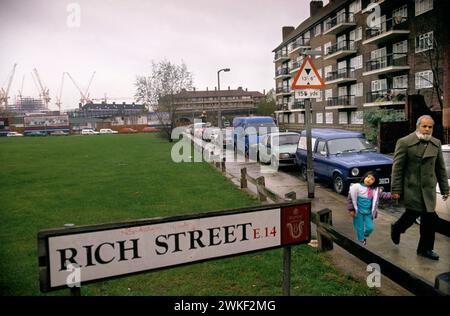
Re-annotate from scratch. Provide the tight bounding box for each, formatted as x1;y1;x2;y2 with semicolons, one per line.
135;60;193;140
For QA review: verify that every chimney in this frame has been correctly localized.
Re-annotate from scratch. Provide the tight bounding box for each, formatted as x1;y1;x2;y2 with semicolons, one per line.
310;1;323;17
263;89;266;95
206;87;208;91
228;86;230;90
282;26;295;41
193;87;196;91
238;86;243;90
245;88;248;91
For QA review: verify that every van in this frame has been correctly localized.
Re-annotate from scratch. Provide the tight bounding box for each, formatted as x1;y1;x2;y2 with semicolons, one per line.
232;116;278;156
81;128;99;135
99;128;118;134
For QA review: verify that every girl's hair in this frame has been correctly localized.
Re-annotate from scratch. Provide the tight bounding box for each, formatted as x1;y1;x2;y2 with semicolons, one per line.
359;170;379;187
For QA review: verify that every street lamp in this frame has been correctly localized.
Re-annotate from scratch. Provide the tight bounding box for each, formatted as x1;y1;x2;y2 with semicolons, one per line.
217;68;230;128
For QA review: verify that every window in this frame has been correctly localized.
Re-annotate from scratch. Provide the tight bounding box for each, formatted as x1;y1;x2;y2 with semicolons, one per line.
415;31;433;53
350;55;363;70
351;111;364;124
415;70;433;89
314;24;321;36
415;0;433;16
325;112;333;124
393;75;408;89
316;90;323;102
393;5;407;21
393;40;408;58
325;89;333;100
349;0;362;14
315;46;322;59
324;41;332;55
316;113;323;124
324;65;333;78
339;112;348;124
316;140;327;155
350;27;362;43
350;83;364;97
338;86;348;97
372;79;387;91
298;112;305;124
278;114;283;123
298;136;316;150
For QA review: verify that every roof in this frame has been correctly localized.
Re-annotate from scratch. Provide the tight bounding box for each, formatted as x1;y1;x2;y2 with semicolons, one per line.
301;128;363;139
272;0;348;52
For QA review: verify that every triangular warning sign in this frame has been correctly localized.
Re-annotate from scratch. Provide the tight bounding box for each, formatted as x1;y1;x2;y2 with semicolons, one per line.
291;56;325;89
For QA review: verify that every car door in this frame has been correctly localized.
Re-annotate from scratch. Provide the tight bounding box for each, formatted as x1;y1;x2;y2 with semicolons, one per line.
313;139;329;179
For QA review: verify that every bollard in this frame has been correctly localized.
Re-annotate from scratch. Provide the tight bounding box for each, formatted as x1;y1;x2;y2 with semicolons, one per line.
256;176;267;202
240;168;247;189
221;157;226;173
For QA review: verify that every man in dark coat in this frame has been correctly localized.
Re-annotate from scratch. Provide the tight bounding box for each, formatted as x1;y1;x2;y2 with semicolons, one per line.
390;115;449;260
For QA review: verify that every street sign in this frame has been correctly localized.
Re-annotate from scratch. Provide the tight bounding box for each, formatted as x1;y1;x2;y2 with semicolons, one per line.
296;89;321;99
291;56;325;90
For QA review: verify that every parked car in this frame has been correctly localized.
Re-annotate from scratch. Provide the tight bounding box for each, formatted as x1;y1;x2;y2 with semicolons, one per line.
50;130;69;136
99;128;118;134
81;128;99;135
211;128;233;149
142;127;160;133
435;144;450;221
294;128;393;194
232;116;278;156
257;132;300;168
120;127;138;134
25;131;47;137
6;131;23;137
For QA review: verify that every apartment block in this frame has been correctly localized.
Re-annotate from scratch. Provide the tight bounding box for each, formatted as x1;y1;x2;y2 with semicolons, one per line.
273;0;449;141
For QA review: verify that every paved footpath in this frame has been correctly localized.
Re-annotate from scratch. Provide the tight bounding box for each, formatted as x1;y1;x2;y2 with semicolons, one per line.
217;149;449;294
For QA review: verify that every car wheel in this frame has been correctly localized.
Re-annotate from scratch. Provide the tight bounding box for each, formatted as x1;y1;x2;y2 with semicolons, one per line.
271;156;279;170
333;174;347;195
300;164;307;181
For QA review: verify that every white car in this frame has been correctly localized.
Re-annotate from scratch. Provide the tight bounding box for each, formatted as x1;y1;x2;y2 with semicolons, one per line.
6;131;23;137
436;144;450;221
257;132;300;168
81;128;99;135
99;128;118;134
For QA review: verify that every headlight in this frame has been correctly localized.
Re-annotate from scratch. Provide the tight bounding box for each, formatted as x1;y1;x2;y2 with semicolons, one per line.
279;153;290;159
351;168;359;177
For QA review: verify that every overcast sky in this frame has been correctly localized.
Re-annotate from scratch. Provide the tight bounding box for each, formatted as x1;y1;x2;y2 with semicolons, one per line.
0;0;325;110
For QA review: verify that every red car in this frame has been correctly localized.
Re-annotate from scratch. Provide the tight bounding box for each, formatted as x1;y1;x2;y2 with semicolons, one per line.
142;127;161;133
120;127;138;134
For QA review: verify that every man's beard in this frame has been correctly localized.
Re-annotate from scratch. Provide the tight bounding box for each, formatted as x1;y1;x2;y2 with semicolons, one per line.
417;132;432;141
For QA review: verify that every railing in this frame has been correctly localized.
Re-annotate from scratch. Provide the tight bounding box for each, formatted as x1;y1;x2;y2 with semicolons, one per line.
292;100;306;109
276;87;291;94
291;38;311;50
366;88;407;103
275;68;290;76
325;40;356;56
365;53;408;71
324;12;355;32
274;51;289;60
326;95;355;107
366;16;408;39
325;67;355;81
291;61;302;71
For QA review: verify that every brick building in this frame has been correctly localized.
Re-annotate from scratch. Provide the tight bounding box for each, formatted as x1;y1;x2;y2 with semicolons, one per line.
273;0;449;142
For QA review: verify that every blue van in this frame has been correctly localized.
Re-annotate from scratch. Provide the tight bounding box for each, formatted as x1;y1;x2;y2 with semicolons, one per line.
294;128;393;194
232;116;278;156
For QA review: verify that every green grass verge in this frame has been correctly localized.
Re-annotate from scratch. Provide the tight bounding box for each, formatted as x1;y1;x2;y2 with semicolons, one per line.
0;134;378;296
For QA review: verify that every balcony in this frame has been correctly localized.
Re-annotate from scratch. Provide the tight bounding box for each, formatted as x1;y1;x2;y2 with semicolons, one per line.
363;88;407;107
324;40;357;60
275;68;291;79
363;17;409;45
290;60;303;74
326;95;357;109
274;51;290;63
363;53;409;76
324;12;356;35
290;38;311;55
276;87;292;96
292;100;306;110
362;0;386;14
325;68;357;85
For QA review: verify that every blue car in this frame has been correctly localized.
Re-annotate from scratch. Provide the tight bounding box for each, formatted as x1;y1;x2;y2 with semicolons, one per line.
294;128;393;194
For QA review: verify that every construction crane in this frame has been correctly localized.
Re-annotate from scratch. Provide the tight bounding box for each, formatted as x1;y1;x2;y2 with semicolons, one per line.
55;72;65;113
66;71;95;106
32;68;51;109
0;63;17;109
17;74;25;99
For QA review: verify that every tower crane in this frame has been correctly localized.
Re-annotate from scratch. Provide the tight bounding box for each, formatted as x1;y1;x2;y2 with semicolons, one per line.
66;71;95;106
17;74;25;99
0;63;17;109
55;72;65;113
32;68;51;109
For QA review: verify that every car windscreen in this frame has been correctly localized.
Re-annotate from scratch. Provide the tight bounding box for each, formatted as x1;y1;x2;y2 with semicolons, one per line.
245;123;278;135
443;151;450;178
327;137;376;155
273;134;300;146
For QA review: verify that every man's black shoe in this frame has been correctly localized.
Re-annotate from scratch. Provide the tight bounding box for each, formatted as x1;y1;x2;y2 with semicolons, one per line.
391;223;400;245
417;250;439;260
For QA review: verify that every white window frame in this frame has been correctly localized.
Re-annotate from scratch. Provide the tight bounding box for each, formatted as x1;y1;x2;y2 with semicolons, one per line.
299;112;305;124
339;112;348;124
415;0;433;16
338;86;348;97
350;83;363;97
415;31;433;53
316;112;324;124
351;111;364;125
415;70;433;89
325;89;333;100
350;55;363;70
324;41;332;55
371;79;387;91
393;40;408;59
314;24;321;36
316;90;323;102
325;112;333;124
349;0;362;14
393;5;408;20
324;65;333;78
393;75;408;89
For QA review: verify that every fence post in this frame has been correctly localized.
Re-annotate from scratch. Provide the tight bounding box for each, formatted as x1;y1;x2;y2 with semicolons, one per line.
240;168;247;189
284;191;297;200
317;208;333;251
282;246;291;296
221;157;226;173
256;176;267;202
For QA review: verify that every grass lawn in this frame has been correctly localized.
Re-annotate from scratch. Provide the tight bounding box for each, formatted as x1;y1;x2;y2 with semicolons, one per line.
0;133;379;296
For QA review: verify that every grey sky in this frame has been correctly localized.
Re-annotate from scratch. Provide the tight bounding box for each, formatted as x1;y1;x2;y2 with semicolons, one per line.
0;0;320;110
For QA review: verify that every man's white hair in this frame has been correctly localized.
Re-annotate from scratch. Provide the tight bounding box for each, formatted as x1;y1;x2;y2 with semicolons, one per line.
416;115;434;126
